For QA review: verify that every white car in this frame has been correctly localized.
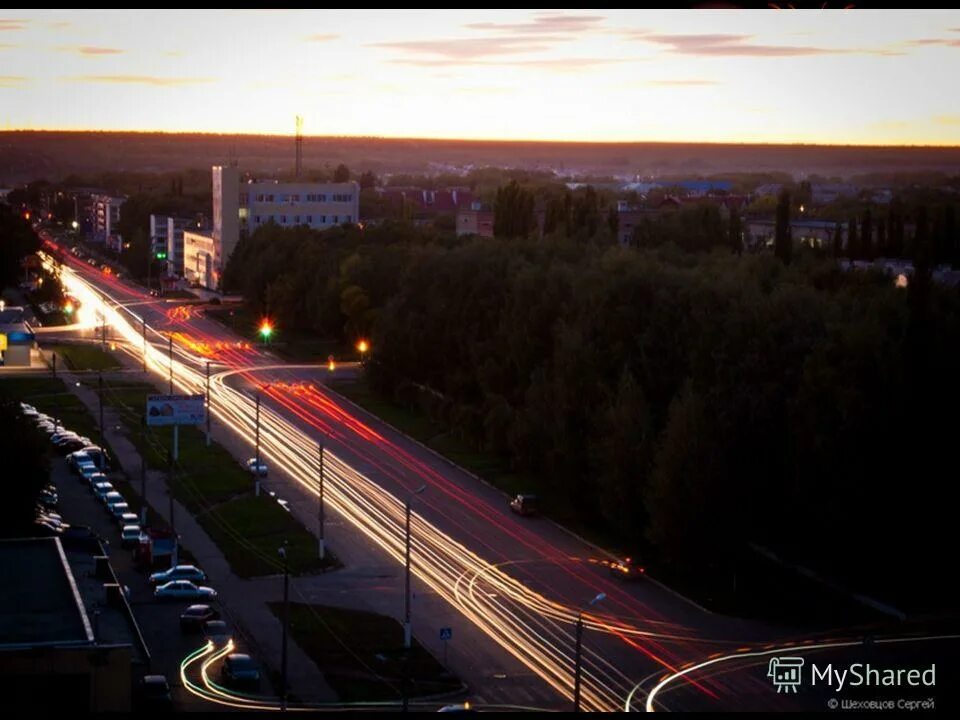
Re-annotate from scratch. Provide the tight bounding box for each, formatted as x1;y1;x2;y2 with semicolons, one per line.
154;580;217;601
150;565;208;585
245;458;268;477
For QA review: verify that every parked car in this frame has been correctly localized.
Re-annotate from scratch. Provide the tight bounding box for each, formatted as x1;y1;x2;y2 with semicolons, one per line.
245;458;268;477
58;437;90;454
38;489;58;510
101;490;124;507
121;524;145;548
85;471;109;488
151;564;207;585
92;481;114;500
108;501;130;521
220;653;260;689
203;619;231;646
154;580;217;601
118;512;139;527
80;447;112;471
180;604;219;632
134;675;173;711
509;494;539;517
608;556;645;581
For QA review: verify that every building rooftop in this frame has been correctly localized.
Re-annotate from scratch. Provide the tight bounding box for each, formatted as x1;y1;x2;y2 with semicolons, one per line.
0;538;93;648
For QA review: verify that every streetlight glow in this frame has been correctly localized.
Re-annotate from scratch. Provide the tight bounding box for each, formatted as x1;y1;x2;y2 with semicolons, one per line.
357;339;369;354
259;320;273;341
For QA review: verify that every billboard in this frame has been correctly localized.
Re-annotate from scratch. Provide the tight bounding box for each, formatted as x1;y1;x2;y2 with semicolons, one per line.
146;394;205;426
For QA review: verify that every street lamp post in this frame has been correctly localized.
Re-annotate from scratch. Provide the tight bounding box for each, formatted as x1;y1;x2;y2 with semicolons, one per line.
97;371;105;471
205;361;212;447
168;335;173;394
573;592;606;712
278;542;290;712
318;438;325;561
141;317;147;372
404;484;426;650
254;389;261;497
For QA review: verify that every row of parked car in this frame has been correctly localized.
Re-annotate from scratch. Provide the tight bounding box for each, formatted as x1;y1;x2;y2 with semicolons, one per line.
25;399;260;694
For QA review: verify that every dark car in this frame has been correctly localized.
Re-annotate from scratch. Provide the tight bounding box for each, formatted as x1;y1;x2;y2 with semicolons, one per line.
180;604;220;632
509;493;538;517
203;619;231;646
135;674;173;711
609;556;645;581
221;653;260;689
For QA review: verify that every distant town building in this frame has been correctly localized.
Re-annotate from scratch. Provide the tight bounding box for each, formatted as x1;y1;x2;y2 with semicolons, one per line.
91;194;125;249
811;183;857;205
456;202;494;238
183;229;217;289
149;214;194;277
376;187;474;221
747;218;847;251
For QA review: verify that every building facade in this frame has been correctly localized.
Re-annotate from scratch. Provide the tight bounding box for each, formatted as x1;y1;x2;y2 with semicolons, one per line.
149;215;194;277
456;204;494;238
183;230;216;289
91;194;125;248
240;179;359;236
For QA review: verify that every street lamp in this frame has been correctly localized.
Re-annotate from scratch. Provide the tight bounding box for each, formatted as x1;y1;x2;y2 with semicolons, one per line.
278;541;290;712
404;484;426;650
259;319;273;344
573;592;606;713
356;339;369;366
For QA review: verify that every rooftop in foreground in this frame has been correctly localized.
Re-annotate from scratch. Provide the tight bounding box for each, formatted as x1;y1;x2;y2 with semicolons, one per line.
0;537;92;648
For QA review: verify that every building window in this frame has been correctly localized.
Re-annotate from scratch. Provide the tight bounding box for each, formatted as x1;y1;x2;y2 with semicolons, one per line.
306;215;312;223
345;215;351;223
320;215;326;223
266;194;275;202
294;215;300;224
318;194;327;202
256;194;264;202
332;215;338;224
291;194;300;202
332;194;353;203
280;215;287;224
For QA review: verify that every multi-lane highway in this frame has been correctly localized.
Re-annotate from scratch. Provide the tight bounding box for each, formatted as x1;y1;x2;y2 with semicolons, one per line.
37;235;925;713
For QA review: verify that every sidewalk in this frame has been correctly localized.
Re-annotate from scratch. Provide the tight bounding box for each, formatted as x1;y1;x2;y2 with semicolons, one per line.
60;368;336;703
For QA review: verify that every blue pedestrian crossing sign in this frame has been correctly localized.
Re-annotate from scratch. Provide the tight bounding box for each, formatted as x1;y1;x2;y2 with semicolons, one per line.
440;627;453;641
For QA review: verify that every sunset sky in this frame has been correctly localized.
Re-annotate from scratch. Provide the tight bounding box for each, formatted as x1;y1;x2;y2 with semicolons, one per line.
2;9;959;145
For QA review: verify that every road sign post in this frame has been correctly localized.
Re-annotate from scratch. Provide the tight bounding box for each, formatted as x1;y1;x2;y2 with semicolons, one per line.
440;627;452;667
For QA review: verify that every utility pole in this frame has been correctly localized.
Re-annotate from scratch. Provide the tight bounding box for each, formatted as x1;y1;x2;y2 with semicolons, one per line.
142;317;147;372
168;448;178;566
279;542;290;712
254;390;261;497
140;424;147;526
52;352;56;379
318;439;325;561
205;361;212;447
168;335;173;393
404;485;426;650
97;371;105;471
573;613;585;713
573;593;605;712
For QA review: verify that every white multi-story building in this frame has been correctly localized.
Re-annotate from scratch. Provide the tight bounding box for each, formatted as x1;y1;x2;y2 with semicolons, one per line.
240;180;360;236
187;167;360;290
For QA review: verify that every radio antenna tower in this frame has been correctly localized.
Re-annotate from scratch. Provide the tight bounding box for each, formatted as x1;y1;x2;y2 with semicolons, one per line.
295;115;303;179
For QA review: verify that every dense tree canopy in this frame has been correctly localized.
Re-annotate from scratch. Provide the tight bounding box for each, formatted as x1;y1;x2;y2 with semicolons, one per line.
225;210;957;611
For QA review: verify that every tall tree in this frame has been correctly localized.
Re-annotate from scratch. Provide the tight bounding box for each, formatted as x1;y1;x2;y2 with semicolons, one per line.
333;163;351;183
847;216;859;260
860;208;873;261
358;170;377;190
729;207;743;254
774;189;792;264
832;222;843;259
493;181;536;239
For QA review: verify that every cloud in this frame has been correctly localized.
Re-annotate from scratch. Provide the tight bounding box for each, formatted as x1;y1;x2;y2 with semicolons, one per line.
47;21;72;29
59;45;124;56
904;37;960;48
0;75;26;87
0;18;28;32
643;79;719;86
0;43;18;51
304;33;339;42
66;75;215;87
389;57;625;72
634;32;848;56
374;35;570;60
935;115;960;126
465;14;605;35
